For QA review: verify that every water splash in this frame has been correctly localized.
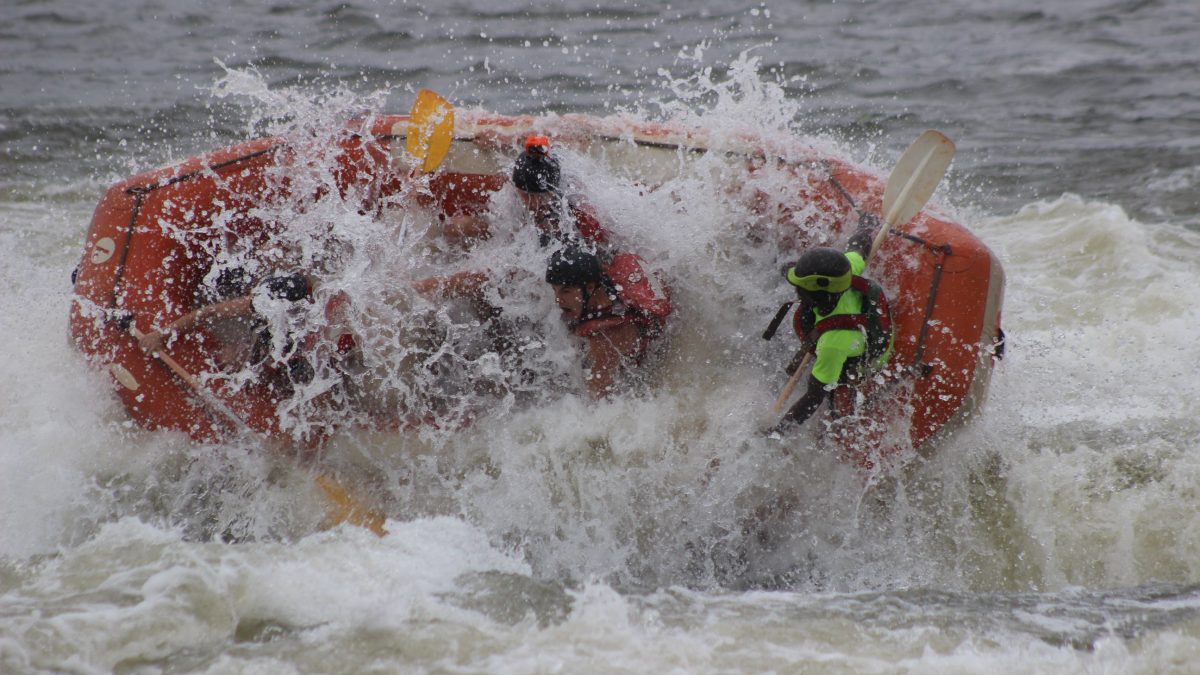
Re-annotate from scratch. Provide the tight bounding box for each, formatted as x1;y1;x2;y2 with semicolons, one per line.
18;59;1198;598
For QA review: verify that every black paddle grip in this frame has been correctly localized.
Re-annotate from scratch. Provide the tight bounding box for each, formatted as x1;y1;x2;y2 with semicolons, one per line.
762;301;794;341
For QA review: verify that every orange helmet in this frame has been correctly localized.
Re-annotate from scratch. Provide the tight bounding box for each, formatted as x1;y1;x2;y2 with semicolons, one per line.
513;136;560;193
524;134;550;155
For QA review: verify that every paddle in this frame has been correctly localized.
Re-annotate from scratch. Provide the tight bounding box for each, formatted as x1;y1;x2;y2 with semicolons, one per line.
771;129;956;415
130;325;388;536
406;89;455;173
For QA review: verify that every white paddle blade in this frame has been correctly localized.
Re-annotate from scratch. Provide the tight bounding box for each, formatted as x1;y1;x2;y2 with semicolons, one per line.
881;130;956;227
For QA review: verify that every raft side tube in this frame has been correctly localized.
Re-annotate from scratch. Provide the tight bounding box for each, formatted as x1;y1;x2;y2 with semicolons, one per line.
69;138;292;441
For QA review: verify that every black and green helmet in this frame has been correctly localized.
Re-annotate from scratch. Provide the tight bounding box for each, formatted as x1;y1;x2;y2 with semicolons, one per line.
786;247;851;293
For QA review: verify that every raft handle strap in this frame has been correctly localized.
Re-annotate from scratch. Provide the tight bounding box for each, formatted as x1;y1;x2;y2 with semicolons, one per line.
912;243;952;369
108;188;147;310
107;145;285;312
823;165;860;214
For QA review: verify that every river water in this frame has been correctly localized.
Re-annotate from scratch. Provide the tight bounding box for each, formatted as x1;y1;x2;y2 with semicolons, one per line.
4;1;1200;672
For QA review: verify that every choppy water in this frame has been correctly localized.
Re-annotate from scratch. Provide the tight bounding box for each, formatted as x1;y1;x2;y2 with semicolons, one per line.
4;1;1200;672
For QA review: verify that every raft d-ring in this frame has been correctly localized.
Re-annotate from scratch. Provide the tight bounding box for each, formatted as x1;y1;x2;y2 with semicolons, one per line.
91;237;116;264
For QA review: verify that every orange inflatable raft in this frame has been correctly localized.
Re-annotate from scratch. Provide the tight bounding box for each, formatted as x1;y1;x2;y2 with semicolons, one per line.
69;111;1004;457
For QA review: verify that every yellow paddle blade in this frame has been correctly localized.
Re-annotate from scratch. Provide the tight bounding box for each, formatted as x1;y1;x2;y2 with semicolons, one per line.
406;89;454;173
314;473;388;537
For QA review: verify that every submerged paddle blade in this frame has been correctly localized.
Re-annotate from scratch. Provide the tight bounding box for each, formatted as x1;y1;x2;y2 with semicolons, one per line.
315;474;388;537
407;89;455;173
881;130;956;227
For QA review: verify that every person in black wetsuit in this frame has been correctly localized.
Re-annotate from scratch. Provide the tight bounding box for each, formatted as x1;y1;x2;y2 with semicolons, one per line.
441;134;610;250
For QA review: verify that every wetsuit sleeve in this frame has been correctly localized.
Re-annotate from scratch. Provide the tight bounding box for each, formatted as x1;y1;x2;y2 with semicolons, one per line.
783;374;829;426
261;273;311;302
846;215;878;258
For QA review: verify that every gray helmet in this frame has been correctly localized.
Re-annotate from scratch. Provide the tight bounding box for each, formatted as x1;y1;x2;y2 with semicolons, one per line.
545;245;603;287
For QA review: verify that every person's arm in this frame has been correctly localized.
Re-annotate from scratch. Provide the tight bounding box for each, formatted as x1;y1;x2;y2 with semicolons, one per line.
412;270;504;321
442;214;491;247
567;196;609;244
413;270;489;301
581;323;641;398
138;296;255;353
782;374;829;426
846;213;880;258
765;341;841;436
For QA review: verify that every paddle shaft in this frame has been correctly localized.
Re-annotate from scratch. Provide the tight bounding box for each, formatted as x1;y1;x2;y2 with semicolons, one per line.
130;326;252;434
130;325;387;536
